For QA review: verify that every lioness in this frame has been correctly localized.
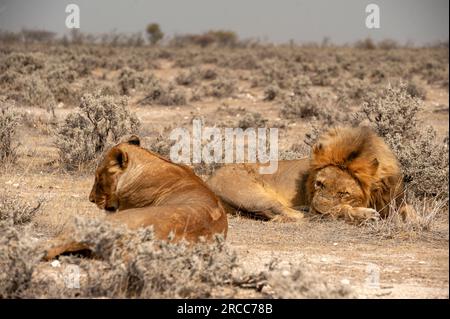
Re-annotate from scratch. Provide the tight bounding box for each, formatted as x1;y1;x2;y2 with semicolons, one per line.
207;126;417;223
44;136;228;260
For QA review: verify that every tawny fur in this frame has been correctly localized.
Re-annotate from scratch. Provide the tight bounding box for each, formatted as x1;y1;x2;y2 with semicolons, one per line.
207;126;416;223
44;136;228;260
307;126;405;217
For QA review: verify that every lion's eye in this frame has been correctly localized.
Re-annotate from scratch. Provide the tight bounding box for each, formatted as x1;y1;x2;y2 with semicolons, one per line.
338;191;350;198
314;181;324;189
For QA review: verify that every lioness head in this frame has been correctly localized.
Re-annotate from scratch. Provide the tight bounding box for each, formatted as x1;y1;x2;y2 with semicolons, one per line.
89;135;141;212
307;127;385;215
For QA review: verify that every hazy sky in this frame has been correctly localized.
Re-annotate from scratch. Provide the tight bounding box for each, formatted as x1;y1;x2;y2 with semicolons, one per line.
0;0;448;44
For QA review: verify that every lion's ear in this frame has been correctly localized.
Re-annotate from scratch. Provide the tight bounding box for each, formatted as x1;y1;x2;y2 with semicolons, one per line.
127;135;141;146
114;149;129;169
369;158;379;174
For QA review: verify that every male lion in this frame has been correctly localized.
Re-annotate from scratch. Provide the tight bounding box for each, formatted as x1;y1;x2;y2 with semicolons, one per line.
207;126;416;223
44;136;228;260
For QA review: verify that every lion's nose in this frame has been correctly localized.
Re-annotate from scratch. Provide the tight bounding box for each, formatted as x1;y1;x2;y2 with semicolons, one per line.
89;196;95;203
105;206;117;212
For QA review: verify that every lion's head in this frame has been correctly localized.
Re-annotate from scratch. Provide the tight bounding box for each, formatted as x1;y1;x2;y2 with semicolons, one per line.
89;135;141;212
307;126;403;217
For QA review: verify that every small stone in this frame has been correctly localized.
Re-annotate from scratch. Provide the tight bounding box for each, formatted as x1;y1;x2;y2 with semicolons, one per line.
281;270;290;277
51;260;61;268
12;183;19;188
341;279;350;285
333;242;338;246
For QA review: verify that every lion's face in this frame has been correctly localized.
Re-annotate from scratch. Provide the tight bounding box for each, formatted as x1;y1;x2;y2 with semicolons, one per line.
310;166;365;215
89;147;129;212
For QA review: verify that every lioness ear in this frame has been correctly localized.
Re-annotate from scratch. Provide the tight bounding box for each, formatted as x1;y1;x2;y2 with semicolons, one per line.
114;149;129;169
127;135;140;146
312;143;323;155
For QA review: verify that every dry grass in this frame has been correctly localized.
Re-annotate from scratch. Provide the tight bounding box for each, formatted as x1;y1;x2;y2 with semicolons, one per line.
364;195;448;240
0;38;447;298
0;215;351;298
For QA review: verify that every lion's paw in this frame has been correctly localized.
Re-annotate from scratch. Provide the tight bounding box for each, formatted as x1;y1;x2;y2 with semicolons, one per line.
272;209;304;223
353;207;380;222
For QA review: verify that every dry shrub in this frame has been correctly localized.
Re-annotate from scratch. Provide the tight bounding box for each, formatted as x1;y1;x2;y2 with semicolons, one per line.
146;130;175;158
175;67;217;87
378;39;399;50
310;62;338;86
45;64;78;104
0;99;19;164
0;190;43;226
0;223;42;298
355;38;376;50
357;83;448;199
175;68;200;86
0;190;44;298
0;52;44;75
201;68;219;80
140;79;187;106
263;84;281;101
55;92;140;171
280;91;320;119
261;260;352;298
333;79;379;104
217;51;259;70
405;80;427;100
79;79;120;97
118;67;155;95
0;53;56;111
280;76;326;119
1;73;56;111
238;112;268;129
31;217;351;298
205;77;236;98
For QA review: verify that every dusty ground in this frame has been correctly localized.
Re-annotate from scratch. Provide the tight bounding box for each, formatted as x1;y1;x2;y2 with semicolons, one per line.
2;73;448;298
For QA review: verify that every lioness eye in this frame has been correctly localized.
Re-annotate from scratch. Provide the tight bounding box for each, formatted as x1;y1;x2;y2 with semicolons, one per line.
315;181;324;189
